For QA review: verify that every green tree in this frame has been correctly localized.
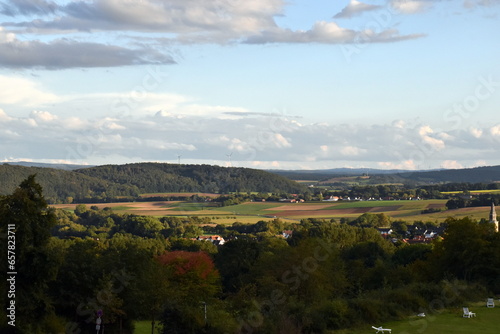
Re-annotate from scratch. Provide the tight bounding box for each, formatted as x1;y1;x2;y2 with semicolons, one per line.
0;175;58;333
432;217;500;287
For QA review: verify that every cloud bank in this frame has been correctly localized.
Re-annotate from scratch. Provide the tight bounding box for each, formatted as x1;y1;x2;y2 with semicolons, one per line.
1;106;499;169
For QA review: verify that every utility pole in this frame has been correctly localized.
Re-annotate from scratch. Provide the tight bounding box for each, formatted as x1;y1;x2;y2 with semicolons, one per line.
202;301;207;325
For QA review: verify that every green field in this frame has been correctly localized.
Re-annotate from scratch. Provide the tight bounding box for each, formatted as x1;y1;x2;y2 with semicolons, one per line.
133;320;160;334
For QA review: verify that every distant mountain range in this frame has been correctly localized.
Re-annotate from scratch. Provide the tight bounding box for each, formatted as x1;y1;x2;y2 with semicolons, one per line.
269;165;500;184
4;161;92;170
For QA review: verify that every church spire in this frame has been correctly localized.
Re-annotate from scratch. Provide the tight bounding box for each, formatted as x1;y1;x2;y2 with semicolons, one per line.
489;201;499;232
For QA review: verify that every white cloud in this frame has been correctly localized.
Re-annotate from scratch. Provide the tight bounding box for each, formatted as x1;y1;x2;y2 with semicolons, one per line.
141;139;196;151
470;127;483;138
392;120;405;129
228;138;251;153
422;136;445;150
0;75;60;106
0;27;174;69
95;117;126;131
273;133;291;148
378;160;418;170
418;125;445;151
0;0;428;70
64;117;88;130
340;145;365;156
438;132;452;140
334;0;382;19
441;160;464;169
2;107;499;169
3;0;284;41
0;109;13;122
0;129;20;139
490;124;500;136
418;125;433;136
390;0;432;14
244;21;424;44
30;110;58;122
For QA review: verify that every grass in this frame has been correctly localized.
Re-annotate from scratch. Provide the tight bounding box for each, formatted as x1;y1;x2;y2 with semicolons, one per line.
331;302;500;334
134;302;500;333
133;320;150;334
133;320;161;334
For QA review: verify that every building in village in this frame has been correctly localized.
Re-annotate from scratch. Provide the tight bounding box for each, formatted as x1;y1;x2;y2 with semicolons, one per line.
489;201;499;233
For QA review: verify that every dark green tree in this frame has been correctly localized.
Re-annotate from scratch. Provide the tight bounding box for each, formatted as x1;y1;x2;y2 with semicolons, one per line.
0;175;59;333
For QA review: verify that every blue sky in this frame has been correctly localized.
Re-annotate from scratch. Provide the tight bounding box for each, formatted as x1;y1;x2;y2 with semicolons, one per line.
0;0;499;170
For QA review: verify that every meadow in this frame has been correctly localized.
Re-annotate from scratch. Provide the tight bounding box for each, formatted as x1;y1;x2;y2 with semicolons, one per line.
333;301;500;334
53;198;494;224
132;301;500;334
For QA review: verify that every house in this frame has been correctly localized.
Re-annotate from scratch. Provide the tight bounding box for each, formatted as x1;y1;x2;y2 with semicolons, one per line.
323;196;339;202
402;236;431;244
282;230;293;238
279;198;296;203
424;230;437;239
377;228;393;237
194;235;225;246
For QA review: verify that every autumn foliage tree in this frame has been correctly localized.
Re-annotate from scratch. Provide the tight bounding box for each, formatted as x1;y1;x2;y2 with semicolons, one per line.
157;251;223;333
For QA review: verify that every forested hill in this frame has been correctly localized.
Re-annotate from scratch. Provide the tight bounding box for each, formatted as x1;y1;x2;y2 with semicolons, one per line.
0;163;306;203
272;165;500;184
396;165;500;183
74;163;306;194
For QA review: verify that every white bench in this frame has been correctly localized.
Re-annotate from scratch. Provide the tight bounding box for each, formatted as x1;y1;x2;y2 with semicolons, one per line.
372;326;392;333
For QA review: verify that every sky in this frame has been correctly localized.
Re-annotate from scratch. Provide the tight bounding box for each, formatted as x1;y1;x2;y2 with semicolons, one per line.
0;0;499;170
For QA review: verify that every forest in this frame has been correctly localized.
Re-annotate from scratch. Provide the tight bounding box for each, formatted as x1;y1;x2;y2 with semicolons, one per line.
0;163;306;203
1;176;500;334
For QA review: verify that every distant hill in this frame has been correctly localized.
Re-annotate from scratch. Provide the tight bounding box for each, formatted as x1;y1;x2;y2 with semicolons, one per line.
268;168;419;181
4;161;92;170
0;162;306;203
74;163;306;194
270;165;500;184
396;165;500;183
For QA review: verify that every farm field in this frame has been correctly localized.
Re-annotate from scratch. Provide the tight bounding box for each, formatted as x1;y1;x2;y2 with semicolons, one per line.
54;198;494;223
139;192;221;198
222;200;449;220
441;189;500;195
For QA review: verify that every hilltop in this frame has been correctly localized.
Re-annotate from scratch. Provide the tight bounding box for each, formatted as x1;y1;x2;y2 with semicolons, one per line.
0;162;306;203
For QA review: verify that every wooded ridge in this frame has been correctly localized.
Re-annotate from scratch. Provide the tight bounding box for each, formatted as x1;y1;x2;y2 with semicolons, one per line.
0;162;306;203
